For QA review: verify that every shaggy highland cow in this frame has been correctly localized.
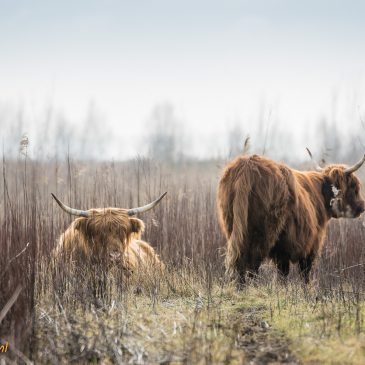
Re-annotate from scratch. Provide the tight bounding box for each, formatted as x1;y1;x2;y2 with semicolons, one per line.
218;153;365;283
52;192;166;273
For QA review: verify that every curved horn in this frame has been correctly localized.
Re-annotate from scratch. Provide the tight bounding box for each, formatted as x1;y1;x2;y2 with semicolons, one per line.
306;147;323;172
128;192;167;216
344;154;365;175
51;193;89;217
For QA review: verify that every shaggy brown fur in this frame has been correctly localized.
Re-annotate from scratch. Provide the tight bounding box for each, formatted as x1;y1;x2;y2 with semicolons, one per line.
55;208;164;273
217;154;365;283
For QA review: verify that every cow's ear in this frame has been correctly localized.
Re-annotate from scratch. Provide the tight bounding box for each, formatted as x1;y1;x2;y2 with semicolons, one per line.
322;176;333;206
73;219;92;238
130;218;145;234
73;218;85;231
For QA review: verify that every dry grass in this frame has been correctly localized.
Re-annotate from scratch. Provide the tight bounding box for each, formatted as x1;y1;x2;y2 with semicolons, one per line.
2;156;365;364
35;261;247;364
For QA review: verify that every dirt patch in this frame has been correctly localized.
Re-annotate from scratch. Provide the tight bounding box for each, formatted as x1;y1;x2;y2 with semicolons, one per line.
234;306;300;365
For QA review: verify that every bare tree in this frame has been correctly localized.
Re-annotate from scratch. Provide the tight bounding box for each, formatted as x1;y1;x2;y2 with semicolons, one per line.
145;102;185;163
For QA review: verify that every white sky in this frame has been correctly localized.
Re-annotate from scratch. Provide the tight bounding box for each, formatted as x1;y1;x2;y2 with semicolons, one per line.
1;0;365;159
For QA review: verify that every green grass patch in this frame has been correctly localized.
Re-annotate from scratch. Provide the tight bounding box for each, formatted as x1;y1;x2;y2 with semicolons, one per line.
240;281;365;365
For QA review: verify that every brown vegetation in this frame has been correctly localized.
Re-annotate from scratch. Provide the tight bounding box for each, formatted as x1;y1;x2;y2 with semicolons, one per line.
1;156;365;363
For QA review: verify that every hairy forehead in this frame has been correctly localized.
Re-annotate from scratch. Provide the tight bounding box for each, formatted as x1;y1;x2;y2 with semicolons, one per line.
88;208;129;216
326;165;362;187
323;164;346;174
73;208;131;228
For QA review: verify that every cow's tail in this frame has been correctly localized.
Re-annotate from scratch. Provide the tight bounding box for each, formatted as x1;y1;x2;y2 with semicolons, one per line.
224;174;251;278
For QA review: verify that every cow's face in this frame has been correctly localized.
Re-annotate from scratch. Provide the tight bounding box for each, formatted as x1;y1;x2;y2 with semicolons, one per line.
323;167;365;218
74;209;145;253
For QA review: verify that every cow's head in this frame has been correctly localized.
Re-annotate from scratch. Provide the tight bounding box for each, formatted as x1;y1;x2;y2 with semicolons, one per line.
52;192;166;255
321;156;365;218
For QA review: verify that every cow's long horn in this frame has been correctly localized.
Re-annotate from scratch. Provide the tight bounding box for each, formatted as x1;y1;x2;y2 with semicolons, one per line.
51;193;89;217
127;192;167;216
306;147;323;172
344;154;365;175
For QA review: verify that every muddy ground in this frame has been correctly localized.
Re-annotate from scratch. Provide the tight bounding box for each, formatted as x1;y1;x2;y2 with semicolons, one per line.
234;306;300;365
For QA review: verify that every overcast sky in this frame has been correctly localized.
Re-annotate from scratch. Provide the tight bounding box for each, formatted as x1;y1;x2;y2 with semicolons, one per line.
1;0;365;159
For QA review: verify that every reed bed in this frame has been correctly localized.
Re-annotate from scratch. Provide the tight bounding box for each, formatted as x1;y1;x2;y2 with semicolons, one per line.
1;156;365;363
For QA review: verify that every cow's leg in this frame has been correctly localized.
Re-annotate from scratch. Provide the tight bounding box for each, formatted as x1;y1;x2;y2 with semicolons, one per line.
246;255;262;279
270;236;290;282
244;242;266;282
235;254;247;285
299;251;316;284
245;263;261;282
234;255;262;288
225;229;248;285
230;225;280;286
275;250;290;281
277;258;290;278
233;247;263;286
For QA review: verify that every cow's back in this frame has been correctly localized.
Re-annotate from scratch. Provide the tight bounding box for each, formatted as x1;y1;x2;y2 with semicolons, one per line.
218;154;293;241
124;240;164;272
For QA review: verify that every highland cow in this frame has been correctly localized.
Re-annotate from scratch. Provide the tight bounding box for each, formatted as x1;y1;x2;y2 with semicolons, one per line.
217;153;365;284
52;192;166;273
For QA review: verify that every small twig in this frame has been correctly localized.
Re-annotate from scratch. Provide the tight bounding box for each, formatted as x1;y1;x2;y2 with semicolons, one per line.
0;286;22;324
243;136;250;155
306;147;323;171
340;263;365;272
1;242;31;280
8;242;31;266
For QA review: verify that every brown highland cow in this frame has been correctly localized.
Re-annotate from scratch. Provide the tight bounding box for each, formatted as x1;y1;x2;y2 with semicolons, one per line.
218;153;365;283
52;193;166;273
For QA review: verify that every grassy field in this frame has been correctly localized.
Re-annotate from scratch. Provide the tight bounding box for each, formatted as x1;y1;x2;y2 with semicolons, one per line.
2;156;365;364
